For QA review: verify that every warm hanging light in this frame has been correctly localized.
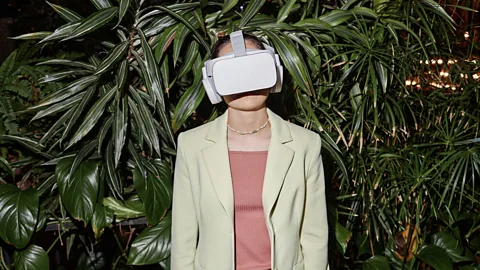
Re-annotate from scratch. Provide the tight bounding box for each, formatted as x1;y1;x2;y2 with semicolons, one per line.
437;59;443;64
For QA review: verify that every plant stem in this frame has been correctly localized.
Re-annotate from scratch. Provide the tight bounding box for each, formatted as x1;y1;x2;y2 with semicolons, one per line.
0;247;9;270
46;230;68;253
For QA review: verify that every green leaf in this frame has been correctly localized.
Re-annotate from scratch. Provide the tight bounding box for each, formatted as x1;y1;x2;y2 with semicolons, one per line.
128;86;161;156
172;73;204;132
9;32;53;40
94;41;129;75
277;0;297;23
0;156;14;179
39;22;80;43
28;76;98;110
0;135;50;159
117;0;131;26
97;115;113;155
116;59;128;91
90;0;112;10
105;142;124;199
69;140;98;179
222;0;239;14
363;255;391;270
36;59;95;70
14;245;49;270
38;69;92;84
137;28;164;108
127;214;171;265
335;221;351;255
133;164;173;226
66;85;116;149
113;97;128;167
38;107;75;145
63;7;119;41
56;157;99;223
151;6;210;52
239;0;267;28
293;18;332;30
177;40;199;79
415;244;453;270
262;29;314;95
0;185;39;249
432;232;473;263
46;1;83;22
31;92;84;121
103;197;144;219
92;203;113;239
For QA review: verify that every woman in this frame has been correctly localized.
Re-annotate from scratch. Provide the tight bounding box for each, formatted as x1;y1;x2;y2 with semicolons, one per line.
171;32;328;270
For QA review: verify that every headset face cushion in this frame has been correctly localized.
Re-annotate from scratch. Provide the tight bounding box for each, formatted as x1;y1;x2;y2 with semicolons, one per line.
212;52;277;96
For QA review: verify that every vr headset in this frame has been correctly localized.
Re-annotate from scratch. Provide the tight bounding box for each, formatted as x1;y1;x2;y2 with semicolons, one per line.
202;30;284;104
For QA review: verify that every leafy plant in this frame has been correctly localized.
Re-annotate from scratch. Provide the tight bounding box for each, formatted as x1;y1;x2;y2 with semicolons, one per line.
0;0;478;269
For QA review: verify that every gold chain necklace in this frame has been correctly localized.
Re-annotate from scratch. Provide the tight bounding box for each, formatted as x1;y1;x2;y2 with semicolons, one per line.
227;119;269;135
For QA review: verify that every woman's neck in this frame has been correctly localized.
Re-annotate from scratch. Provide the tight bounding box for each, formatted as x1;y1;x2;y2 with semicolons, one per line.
227;106;269;132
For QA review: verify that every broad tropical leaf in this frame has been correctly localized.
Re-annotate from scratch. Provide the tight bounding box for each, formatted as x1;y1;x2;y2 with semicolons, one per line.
127;214;171;265
0;185;39;249
14;245;50;270
56;157;99;224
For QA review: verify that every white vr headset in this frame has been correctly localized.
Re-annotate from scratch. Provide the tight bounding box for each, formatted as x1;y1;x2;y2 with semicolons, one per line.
202;30;284;104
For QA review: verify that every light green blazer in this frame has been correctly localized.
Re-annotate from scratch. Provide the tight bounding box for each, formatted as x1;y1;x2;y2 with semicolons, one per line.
171;108;328;270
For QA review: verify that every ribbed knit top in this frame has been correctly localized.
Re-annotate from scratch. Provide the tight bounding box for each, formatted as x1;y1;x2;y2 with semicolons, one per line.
228;150;271;270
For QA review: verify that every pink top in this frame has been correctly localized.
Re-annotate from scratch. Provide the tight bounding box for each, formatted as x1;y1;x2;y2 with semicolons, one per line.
229;150;271;270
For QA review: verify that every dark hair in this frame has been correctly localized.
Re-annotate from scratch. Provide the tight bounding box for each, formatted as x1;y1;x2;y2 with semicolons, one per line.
211;32;265;59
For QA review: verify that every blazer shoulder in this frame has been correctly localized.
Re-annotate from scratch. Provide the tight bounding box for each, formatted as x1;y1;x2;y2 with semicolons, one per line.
284;121;320;142
178;120;214;145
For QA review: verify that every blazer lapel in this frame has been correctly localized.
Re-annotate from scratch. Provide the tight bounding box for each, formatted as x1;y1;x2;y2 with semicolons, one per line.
262;109;294;217
201;112;235;225
200;109;295;227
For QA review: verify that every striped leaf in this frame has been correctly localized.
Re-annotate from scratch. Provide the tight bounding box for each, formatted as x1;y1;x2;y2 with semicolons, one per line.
38;107;75;145
38;70;92;84
262;29;314;96
106;141;123;199
61;85;98;144
97;115;113;155
115;59;128;91
117;0;132;26
66;86;116;149
68;140;98;179
90;0;112;10
9;32;52;40
94;41;129;75
31;93;84;121
222;0;239;14
277;0;297;23
151;5;210;51
36;59;95;70
46;1;83;22
29;76;98;110
128;86;161;157
63;7;118;41
113;97;128;167
137;29;164;107
172;73;204;132
39;23;80;43
177;41;199;79
239;0;266;28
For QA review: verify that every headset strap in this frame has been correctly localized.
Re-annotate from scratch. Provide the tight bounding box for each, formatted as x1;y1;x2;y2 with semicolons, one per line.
230;30;246;57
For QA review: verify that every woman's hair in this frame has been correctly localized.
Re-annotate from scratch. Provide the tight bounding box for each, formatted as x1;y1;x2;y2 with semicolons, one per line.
211;32;265;59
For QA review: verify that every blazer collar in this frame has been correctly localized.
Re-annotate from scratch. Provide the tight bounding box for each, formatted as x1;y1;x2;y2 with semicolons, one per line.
205;108;293;144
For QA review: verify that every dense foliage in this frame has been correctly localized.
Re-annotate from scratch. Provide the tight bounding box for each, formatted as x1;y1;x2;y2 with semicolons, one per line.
0;0;479;269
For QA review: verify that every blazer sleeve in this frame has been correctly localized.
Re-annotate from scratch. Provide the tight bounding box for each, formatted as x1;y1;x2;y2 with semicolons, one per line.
301;134;329;270
171;132;198;269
